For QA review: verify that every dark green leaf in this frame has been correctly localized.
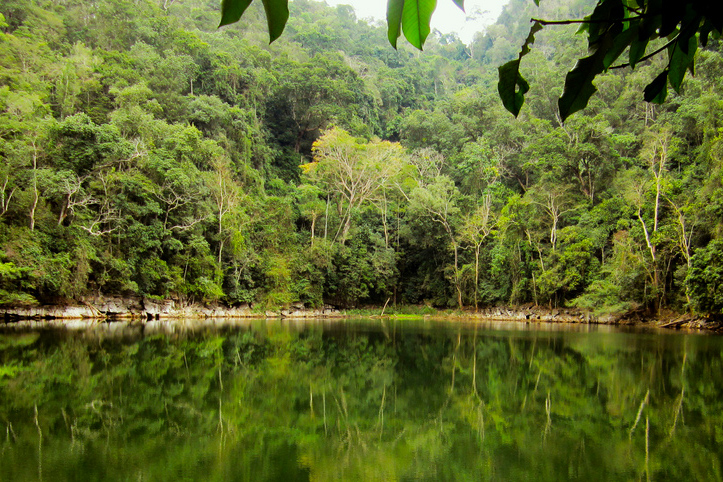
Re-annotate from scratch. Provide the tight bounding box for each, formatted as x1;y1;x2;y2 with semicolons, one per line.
700;19;713;46
668;35;697;92
558;32;614;121
676;11;702;55
587;0;624;44
451;0;464;10
219;0;253;27
603;22;638;69
498;60;529;117
629;37;649;67
558;57;601;121
639;0;662;39
712;12;723;33
659;1;685;37
643;69;668;103
261;0;289;43
497;21;542;117
387;0;404;48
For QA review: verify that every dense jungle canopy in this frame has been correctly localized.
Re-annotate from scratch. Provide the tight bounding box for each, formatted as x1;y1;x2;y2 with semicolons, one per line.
1;0;722;317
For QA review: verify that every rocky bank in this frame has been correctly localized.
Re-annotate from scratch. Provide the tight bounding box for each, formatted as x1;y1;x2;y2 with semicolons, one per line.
0;296;343;321
1;297;720;332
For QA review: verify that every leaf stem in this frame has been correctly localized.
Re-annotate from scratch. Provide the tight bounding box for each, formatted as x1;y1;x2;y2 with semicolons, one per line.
530;15;643;26
609;36;677;70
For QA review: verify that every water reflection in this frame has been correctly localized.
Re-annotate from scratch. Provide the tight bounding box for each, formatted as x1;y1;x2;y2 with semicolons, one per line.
0;319;720;481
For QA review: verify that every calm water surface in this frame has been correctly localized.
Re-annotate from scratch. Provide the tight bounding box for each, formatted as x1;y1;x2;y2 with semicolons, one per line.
0;318;721;481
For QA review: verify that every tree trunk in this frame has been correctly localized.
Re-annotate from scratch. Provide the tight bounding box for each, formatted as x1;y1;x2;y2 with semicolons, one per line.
310;215;316;245
29;145;38;231
453;241;463;310
474;245;480;312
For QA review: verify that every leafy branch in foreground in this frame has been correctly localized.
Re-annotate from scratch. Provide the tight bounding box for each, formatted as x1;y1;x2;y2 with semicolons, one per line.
219;0;464;50
219;0;722;122
501;0;720;121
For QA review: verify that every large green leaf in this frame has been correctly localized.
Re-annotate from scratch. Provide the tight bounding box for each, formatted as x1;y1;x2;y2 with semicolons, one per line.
639;0;662;39
558;56;602;121
558;19;619;122
668;35;697;92
261;0;289;43
644;69;669;103
219;0;253;28
388;0;461;50
659;1;686;37
497;60;529;117
497;21;542;117
586;0;624;44
629;37;649;67
700;18;715;46
602;22;638;69
219;0;288;43
387;0;404;48
558;32;616;122
400;0;437;50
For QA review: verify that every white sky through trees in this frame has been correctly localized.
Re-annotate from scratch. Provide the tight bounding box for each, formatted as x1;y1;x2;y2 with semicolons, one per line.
320;0;511;44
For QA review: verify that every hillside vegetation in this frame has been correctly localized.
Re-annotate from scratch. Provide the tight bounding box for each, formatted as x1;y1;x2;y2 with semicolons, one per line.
1;0;722;317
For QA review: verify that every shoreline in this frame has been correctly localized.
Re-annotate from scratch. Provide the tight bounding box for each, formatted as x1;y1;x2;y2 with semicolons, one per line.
1;297;720;332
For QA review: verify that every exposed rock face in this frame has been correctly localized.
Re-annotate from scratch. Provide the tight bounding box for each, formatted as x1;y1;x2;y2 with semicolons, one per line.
0;297;343;321
464;306;597;324
4;300;713;330
2;305;99;319
84;295;144;318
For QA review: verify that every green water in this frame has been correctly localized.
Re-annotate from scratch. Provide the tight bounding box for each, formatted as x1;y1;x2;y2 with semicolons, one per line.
0;319;721;481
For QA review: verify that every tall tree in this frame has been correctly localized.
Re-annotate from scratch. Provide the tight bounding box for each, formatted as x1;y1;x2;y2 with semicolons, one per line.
305;127;405;243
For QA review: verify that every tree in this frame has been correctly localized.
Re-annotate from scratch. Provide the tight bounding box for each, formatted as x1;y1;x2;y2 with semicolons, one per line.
207;156;243;265
297;184;325;245
220;0;722;122
265;54;370;157
305;127;405;243
621;125;678;309
461;194;497;310
528;180;578;251
407;175;465;308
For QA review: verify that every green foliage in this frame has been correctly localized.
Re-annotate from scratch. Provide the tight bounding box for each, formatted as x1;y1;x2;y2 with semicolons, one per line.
220;0;723;121
1;0;722;317
687;238;723;316
51;113;130;175
507;0;722;121
0;261;37;306
537;226;598;305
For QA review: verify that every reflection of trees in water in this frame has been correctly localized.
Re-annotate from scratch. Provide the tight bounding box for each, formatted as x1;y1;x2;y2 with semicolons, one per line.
0;324;721;480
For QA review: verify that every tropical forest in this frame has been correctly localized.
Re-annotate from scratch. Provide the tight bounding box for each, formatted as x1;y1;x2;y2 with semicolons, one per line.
1;0;723;320
3;1;723;479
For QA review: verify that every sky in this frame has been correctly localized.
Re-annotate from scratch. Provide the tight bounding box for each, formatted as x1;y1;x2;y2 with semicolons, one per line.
321;0;510;44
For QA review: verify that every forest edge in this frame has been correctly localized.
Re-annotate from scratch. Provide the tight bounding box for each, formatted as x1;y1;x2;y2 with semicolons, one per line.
2;298;721;332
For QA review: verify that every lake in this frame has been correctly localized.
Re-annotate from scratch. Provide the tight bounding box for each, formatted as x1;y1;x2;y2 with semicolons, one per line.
0;318;721;481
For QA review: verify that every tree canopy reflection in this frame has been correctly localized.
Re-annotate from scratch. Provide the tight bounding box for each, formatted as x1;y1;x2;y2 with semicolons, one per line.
0;321;721;481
